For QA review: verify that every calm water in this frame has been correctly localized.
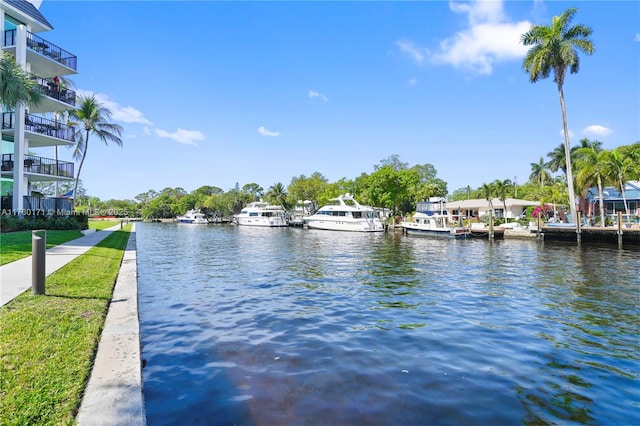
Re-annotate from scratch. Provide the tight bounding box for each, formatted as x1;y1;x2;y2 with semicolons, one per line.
137;223;640;425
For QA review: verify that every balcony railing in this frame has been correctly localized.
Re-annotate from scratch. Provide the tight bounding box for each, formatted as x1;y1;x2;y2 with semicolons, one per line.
30;73;76;107
1;112;76;143
1;196;73;213
3;29;77;71
1;153;74;178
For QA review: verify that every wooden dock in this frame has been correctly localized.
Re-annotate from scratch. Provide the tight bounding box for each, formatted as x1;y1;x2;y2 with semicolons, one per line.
540;226;640;246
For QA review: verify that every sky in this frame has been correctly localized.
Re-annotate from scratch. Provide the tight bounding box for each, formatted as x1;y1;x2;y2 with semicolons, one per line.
33;0;640;201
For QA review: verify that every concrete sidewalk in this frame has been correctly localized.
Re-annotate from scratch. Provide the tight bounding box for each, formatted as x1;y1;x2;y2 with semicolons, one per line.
1;225;121;306
0;224;146;425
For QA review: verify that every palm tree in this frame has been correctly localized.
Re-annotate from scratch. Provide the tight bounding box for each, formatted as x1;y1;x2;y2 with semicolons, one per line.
480;182;495;222
266;182;288;208
529;157;552;187
0;52;42;109
493;179;510;222
574;146;608;226
68;95;123;208
604;148;637;217
546;143;567;176
522;7;595;225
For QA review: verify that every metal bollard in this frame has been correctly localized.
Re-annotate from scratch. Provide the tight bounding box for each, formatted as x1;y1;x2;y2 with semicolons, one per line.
32;229;46;295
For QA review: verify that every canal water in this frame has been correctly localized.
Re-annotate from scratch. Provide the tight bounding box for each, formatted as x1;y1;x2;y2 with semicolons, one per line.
137;223;639;425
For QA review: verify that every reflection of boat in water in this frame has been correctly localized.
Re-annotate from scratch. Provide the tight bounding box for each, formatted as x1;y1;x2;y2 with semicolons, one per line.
175;209;208;224
234;201;288;227
403;212;469;238
305;193;384;232
289;200;314;227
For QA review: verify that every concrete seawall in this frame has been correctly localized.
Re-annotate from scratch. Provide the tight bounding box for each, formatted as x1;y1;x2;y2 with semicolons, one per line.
76;225;146;425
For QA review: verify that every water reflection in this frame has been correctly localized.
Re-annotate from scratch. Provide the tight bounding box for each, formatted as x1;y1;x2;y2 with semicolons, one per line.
137;224;640;425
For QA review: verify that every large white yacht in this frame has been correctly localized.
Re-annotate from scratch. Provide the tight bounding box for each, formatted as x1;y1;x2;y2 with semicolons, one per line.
175;209;208;224
305;193;384;232
234;201;288;227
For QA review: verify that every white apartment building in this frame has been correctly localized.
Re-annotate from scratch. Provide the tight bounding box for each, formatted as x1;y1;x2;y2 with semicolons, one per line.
1;0;77;213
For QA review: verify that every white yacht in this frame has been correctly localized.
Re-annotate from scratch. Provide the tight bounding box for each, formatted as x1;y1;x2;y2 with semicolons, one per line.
402;212;469;238
175;209;208;224
234;201;288;227
305;193;384;232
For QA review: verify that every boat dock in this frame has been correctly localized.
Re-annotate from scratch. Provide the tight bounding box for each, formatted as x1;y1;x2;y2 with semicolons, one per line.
540;226;640;246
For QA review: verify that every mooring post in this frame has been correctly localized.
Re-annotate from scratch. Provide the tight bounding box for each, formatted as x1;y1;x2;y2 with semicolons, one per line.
536;215;541;239
489;210;494;240
576;212;582;244
617;211;623;247
32;229;46;295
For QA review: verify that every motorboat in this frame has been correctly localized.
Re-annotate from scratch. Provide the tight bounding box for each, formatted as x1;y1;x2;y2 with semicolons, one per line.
289;200;314;227
234;201;288;227
403;212;470;238
402;198;469;238
305;193;384;232
175;209;208;224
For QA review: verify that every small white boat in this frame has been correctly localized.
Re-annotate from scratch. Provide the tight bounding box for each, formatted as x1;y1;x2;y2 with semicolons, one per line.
305;193;384;232
234;201;288;227
289;200;314;227
175;209;208;224
403;212;469;238
402;198;468;238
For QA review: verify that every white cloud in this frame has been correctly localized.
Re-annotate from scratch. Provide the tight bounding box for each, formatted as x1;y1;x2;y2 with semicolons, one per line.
78;90;152;125
142;126;152;136
397;0;531;75
635;33;640;42
408;78;418;86
155;128;205;145
258;126;280;137
308;90;328;102
559;128;575;139
396;39;426;64
583;125;613;137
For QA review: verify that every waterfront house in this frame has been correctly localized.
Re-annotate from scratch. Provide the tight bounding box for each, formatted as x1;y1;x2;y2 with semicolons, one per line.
584;181;640;221
1;0;77;213
443;198;540;221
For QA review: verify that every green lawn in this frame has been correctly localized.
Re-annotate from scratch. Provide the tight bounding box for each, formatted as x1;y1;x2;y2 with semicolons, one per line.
0;226;132;425
88;219;122;231
0;230;83;266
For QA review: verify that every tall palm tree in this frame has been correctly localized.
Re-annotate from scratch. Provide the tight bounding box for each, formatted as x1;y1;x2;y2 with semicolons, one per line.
68;95;123;208
574;146;608;226
529;157;552;187
522;7;595;225
0;52;42;109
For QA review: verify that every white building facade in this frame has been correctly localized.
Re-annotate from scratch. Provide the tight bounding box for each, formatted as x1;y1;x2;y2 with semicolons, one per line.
1;0;77;213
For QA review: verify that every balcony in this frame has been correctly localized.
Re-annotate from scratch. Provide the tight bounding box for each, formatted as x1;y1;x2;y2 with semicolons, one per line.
1;112;76;147
1;153;74;180
28;73;76;113
3;29;77;78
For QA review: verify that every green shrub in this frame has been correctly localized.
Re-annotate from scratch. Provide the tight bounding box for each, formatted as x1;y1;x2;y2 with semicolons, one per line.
0;213;88;233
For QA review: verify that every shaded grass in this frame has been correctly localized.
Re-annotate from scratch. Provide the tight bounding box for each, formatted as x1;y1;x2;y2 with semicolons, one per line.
0;226;132;425
0;231;83;266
